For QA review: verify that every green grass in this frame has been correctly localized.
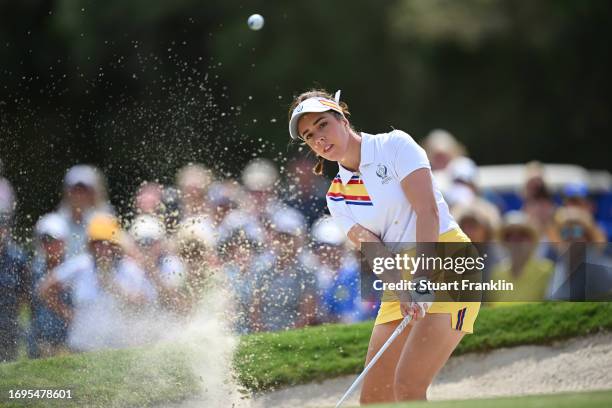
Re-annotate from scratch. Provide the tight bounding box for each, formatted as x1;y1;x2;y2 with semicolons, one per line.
1;302;611;407
0;346;197;408
236;302;612;391
370;389;612;408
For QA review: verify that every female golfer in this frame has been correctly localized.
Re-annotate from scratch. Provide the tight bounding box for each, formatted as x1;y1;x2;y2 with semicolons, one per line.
288;90;480;404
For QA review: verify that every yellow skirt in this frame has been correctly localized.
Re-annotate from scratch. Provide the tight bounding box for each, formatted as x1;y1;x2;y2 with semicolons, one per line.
374;228;481;333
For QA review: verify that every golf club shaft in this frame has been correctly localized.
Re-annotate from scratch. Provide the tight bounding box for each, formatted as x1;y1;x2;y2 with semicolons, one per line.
335;314;412;408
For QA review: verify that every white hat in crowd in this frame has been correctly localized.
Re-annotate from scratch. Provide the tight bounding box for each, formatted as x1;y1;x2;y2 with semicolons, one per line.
448;156;478;185
35;213;70;241
64;165;99;189
311;216;346;246
423;129;465;156
241;158;279;192
176;216;217;248
218;210;265;244
176;163;213;191
270;206;306;237
129;215;166;243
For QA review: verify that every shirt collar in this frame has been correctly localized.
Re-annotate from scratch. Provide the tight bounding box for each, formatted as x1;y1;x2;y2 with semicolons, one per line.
337;132;376;185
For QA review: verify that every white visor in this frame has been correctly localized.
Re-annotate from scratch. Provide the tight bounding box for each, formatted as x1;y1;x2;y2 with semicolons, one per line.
289;90;343;140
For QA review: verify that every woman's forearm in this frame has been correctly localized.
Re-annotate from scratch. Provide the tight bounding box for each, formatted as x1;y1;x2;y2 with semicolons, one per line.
347;224;410;303
347;224;382;248
414;206;440;280
415;206;439;243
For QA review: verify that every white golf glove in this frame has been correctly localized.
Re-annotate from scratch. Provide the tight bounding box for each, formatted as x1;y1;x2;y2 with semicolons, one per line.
410;276;435;318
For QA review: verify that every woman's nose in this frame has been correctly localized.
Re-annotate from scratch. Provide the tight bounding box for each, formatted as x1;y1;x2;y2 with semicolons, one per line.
315;133;326;147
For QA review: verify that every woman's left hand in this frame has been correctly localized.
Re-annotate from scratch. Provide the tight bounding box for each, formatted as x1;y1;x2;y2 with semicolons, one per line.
400;301;428;320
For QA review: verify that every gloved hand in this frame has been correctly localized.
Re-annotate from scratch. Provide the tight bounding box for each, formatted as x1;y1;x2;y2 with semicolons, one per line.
400;276;434;319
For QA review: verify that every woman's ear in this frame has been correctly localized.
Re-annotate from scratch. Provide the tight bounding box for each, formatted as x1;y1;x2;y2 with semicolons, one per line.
342;116;349;129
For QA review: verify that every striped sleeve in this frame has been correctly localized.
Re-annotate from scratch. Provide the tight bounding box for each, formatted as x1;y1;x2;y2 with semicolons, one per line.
325;175;358;235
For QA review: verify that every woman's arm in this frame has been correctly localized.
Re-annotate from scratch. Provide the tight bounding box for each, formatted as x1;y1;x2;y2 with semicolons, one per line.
400;168;439;244
346;223;424;320
398;168;440;317
400;168;440;280
346;224;382;248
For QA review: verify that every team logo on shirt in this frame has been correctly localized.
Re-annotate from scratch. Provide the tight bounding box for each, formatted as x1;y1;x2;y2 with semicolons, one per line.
376;164;393;184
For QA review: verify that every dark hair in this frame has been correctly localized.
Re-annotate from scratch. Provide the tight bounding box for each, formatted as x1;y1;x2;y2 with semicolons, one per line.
288;89;351;176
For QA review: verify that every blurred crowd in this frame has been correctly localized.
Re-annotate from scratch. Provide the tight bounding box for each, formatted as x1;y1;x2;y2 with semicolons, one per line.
424;130;612;305
0;157;376;362
1;129;611;362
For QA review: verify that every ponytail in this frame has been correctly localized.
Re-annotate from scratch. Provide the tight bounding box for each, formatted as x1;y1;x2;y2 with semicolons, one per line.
313;156;324;176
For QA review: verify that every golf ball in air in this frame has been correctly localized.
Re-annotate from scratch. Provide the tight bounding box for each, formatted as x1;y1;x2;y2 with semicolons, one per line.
248;14;264;30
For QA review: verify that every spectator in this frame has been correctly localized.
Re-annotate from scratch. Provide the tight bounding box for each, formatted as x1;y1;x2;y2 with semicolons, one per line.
453;202;499;243
217;217;265;334
452;201;502;280
311;216;376;323
284;158;328;227
422;129;466;171
241;158;284;227
174;216;218;313
444;156;479;207
0;204;30;362
523;162;550;202
547;207;611;300
161;186;182;233
562;182;591;211
206;180;244;227
38;213;152;351
521;161;558;261
489;211;554;304
56;165;114;259
134;182;164;218
129;214;185;311
561;182;608;243
444;156;502;222
176;164;214;219
0;177;16;215
28;213;71;358
251;207;317;332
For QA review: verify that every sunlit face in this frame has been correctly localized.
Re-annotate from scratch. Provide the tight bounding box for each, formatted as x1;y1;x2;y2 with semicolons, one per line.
67;184;96;213
502;226;537;260
430;150;453;171
502;227;535;244
460;218;489;242
41;236;65;262
181;184;206;206
297;111;350;162
136;185;162;214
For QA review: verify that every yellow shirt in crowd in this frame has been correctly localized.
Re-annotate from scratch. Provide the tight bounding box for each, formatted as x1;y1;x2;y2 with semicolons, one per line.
488;257;554;306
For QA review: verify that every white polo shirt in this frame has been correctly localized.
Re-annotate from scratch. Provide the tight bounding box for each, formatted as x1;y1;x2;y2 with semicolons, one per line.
326;130;457;251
